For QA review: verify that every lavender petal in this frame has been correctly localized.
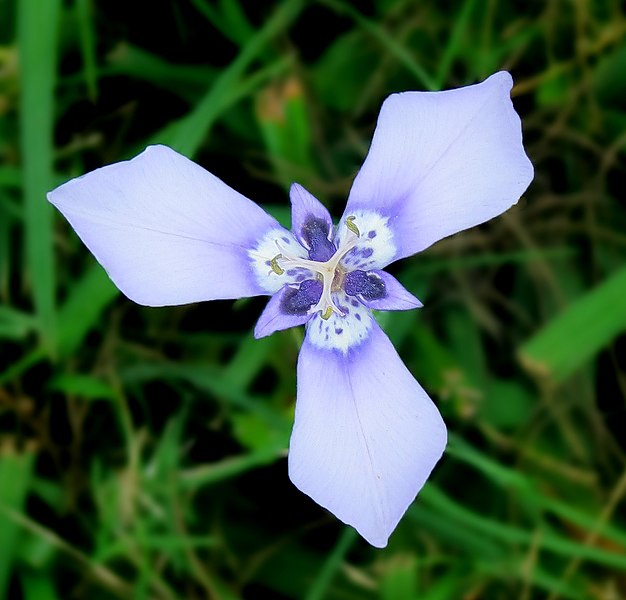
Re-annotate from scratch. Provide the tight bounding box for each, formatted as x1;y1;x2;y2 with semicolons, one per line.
290;183;336;261
48;145;285;306
343;72;533;262
346;270;423;311
254;279;322;338
289;319;447;547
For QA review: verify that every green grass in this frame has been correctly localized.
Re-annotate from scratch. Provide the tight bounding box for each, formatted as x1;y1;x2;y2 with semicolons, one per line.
17;0;61;354
1;0;626;598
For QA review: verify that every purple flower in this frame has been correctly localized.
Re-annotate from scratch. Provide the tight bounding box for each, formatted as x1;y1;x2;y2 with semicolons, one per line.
48;72;533;547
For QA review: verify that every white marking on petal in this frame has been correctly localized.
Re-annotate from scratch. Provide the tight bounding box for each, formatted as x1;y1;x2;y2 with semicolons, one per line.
306;292;373;353
334;210;397;270
248;228;310;293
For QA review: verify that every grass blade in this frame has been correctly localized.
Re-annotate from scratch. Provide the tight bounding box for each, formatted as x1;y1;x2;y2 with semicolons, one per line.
422;486;626;570
0;448;35;598
179;448;285;490
157;0;305;158
76;0;98;100
434;0;478;88
0;306;37;341
519;266;626;384
18;0;61;353
305;528;357;600
256;78;315;190
57;262;118;358
323;0;437;90
21;573;60;600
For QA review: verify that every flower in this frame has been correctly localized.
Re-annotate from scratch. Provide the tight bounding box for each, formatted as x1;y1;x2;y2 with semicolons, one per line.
48;71;533;547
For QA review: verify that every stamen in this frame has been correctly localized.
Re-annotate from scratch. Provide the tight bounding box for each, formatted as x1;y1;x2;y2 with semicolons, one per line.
269;254;285;275
268;217;364;319
345;215;360;237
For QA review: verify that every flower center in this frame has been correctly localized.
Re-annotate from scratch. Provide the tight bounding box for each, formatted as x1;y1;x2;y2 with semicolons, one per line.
271;217;361;319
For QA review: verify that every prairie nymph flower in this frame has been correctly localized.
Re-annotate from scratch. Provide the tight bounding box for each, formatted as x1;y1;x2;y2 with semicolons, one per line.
49;71;533;547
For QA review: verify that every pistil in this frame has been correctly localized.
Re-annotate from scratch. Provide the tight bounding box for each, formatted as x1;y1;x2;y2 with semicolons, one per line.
271;218;361;319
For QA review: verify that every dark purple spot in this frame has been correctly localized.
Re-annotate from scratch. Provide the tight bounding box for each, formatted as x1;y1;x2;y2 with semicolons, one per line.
355;313;361;321
368;230;377;239
335;328;343;335
286;269;297;276
282;237;291;244
280;279;322;316
360;248;373;258
351;300;359;307
301;215;336;262
344;270;386;301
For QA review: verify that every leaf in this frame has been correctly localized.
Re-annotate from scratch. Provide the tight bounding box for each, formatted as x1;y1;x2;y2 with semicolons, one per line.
480;379;534;429
312;29;381;111
593;41;626;110
231;412;290;452
519;266;626;385
155;0;305;158
47;373;117;401
421;485;626;570
0;306;37;341
322;0;437;90
433;0;478;88
0;165;21;189
379;555;419;600
0;447;35;598
18;0;62;353
57;262;118;359
256;78;315;190
106;43;216;101
21;573;60;600
75;0;98;100
179;448;285;490
304;528;357;600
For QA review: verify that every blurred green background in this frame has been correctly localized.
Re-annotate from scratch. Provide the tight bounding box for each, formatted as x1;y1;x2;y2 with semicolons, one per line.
2;0;626;598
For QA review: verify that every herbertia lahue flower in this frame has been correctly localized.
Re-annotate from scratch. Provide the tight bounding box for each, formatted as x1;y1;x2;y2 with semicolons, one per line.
48;71;533;547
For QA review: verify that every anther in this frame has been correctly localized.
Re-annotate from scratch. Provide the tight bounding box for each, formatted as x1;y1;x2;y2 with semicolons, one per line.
321;306;334;320
345;215;360;237
269;254;285;275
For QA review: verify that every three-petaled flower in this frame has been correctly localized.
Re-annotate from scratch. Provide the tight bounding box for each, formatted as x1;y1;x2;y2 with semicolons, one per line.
49;72;533;547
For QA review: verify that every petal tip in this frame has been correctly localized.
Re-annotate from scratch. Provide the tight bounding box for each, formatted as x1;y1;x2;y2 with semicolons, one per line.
359;528;390;549
46;189;57;206
289;181;303;195
489;70;513;90
290;323;448;548
142;143;174;157
289;182;310;207
253;323;269;339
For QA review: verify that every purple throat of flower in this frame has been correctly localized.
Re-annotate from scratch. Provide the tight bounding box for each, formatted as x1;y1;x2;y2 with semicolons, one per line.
47;71;534;548
269;215;382;319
